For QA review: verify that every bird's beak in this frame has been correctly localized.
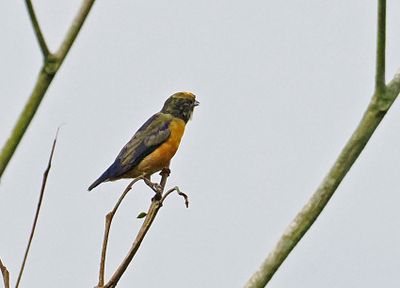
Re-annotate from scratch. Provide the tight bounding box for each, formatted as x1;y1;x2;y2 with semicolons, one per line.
194;100;200;107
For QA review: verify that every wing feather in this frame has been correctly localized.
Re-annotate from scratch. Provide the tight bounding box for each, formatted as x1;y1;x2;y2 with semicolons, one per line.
88;113;171;190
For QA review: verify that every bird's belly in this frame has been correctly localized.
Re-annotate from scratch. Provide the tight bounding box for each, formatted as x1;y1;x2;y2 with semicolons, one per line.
136;118;186;175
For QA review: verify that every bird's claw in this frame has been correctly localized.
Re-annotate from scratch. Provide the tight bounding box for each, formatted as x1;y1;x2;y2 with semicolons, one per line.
151;183;163;193
143;177;163;193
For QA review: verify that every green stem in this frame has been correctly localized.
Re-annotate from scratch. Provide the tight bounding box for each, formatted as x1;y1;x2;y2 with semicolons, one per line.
55;0;96;62
244;84;400;287
244;1;399;286
25;0;50;58
0;68;54;178
375;0;386;94
0;0;96;180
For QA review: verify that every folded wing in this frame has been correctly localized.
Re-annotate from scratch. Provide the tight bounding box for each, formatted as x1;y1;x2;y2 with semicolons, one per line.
88;113;172;191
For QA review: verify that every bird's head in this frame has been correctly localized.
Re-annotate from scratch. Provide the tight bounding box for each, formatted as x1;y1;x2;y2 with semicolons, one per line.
161;92;199;122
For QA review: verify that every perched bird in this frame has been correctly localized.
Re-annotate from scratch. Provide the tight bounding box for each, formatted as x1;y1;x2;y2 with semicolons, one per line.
88;92;199;191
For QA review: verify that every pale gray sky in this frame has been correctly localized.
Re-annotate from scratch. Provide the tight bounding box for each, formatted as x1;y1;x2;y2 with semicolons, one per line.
1;1;400;287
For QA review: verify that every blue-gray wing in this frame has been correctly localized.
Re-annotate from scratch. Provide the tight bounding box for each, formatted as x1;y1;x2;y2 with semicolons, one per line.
88;113;171;191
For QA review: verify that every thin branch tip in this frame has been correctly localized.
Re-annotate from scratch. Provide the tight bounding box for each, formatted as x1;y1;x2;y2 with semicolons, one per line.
0;258;10;288
100;168;177;287
25;0;50;58
161;186;189;208
375;0;386;94
16;131;59;288
97;178;142;288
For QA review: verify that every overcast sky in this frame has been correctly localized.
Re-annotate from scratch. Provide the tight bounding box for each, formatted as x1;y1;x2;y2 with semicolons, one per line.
1;1;400;287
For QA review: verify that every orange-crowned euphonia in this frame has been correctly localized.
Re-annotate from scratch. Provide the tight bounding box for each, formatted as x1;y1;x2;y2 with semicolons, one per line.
88;92;199;191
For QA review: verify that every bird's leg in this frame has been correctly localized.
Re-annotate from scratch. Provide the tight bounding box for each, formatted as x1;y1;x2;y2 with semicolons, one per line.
142;168;171;201
152;168;171;202
160;167;171;178
142;174;162;194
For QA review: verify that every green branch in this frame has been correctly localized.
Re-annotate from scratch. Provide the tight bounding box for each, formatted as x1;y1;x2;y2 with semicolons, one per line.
0;0;96;180
244;1;399;287
375;0;386;94
55;0;96;63
25;0;50;58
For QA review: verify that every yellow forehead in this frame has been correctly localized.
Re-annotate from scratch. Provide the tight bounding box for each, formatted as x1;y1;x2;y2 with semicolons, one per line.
172;91;196;100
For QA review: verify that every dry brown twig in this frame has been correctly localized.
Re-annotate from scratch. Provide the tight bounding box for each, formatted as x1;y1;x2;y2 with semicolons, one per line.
96;168;189;288
162;186;189;208
97;178;142;287
0;258;10;288
15;129;59;288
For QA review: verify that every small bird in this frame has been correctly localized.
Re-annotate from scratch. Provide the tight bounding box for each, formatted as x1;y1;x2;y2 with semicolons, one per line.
88;92;199;191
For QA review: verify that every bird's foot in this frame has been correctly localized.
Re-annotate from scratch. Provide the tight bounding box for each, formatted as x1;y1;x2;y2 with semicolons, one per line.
160;168;171;177
143;177;163;194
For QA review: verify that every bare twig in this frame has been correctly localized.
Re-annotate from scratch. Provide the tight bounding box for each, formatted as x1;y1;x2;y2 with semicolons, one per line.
0;258;10;288
15;129;59;288
98;168;188;288
244;2;400;287
25;0;50;58
0;0;96;180
103;201;162;288
97;178;142;287
161;186;189;208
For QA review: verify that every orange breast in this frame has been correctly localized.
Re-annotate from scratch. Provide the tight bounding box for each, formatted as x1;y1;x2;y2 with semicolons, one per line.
136;118;186;176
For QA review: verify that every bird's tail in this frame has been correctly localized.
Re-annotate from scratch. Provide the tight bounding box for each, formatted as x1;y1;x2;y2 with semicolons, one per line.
88;161;121;191
88;177;104;191
88;169;111;191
